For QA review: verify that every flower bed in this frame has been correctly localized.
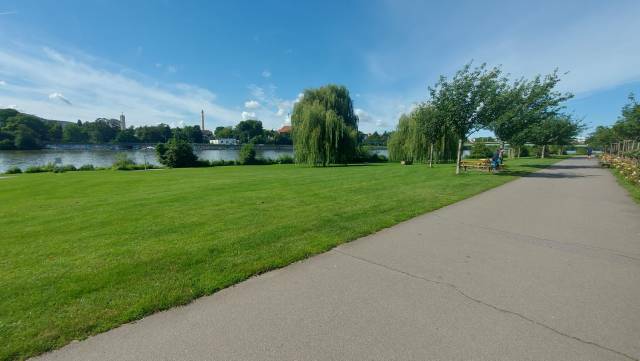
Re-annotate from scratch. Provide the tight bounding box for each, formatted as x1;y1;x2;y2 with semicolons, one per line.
600;153;640;185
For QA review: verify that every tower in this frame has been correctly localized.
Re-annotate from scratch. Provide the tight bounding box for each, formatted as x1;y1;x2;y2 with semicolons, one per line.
201;110;205;131
119;113;126;130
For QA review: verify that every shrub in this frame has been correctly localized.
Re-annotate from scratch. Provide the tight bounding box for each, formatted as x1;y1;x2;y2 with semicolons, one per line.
25;163;55;173
210;159;236;166
4;166;22;174
353;147;388;163
238;143;257;165
275;154;295;164
25;166;45;173
61;164;77;172
519;146;530;157
469;142;494;159
156;138;198;168
112;153;137;170
194;159;212;167
78;164;95;171
575;147;588;155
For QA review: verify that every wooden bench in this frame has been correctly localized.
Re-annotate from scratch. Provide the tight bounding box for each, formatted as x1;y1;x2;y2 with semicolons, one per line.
460;158;492;172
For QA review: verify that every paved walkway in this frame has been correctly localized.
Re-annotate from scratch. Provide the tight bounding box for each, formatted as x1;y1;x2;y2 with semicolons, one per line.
36;157;640;361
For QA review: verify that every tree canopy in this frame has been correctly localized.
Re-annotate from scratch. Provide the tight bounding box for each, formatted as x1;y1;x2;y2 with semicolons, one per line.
389;62;576;168
291;84;359;166
586;94;640;150
526;115;583;157
490;71;573;150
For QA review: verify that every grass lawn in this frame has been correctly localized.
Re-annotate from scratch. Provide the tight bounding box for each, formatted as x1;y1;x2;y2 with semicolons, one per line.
611;168;640;204
0;157;561;360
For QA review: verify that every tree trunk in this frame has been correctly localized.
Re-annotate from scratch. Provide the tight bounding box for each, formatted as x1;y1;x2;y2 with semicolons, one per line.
541;144;546;159
455;138;463;174
441;133;446;163
429;142;434;168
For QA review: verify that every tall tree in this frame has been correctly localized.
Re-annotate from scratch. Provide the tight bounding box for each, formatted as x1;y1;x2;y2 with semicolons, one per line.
291;84;359;166
388;114;415;162
214;126;235;139
235;119;264;143
62;123;89;143
413;103;443;167
527;114;583;158
612;93;640;141
429;63;504;174
586;126;616;149
490;71;573;157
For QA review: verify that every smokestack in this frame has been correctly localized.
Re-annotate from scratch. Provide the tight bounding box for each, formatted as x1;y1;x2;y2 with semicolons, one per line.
201;110;205;131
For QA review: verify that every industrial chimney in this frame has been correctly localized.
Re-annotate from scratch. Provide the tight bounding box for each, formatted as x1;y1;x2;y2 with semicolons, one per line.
201;110;205;131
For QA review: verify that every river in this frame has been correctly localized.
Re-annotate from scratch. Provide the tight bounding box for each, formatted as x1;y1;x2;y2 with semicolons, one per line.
0;146;389;173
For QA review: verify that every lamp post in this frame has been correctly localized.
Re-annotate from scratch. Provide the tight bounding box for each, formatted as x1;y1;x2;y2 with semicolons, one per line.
142;146;155;170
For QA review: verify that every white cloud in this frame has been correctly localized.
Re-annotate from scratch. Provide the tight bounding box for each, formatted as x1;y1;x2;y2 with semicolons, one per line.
0;80;6;86
154;63;177;74
241;111;256;120
261;70;271;78
0;44;238;126
48;92;72;105
244;100;260;109
248;84;265;100
355;107;390;128
0;11;17;16
242;84;300;128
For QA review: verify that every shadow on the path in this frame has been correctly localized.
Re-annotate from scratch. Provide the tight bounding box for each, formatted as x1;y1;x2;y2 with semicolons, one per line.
523;164;602;170
495;170;597;178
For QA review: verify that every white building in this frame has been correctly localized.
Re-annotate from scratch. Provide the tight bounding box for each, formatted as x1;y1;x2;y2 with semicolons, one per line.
210;138;239;145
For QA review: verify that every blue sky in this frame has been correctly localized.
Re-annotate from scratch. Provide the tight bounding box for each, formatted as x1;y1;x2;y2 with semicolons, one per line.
0;0;639;135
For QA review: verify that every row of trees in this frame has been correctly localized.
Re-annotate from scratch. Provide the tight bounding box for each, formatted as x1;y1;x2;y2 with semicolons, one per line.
0;108;207;149
0;109;63;150
213;119;292;145
586;94;640;148
359;131;391;146
388;63;583;173
0;108;295;150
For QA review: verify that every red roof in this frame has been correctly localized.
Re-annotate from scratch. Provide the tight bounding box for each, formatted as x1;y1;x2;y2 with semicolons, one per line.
277;125;292;134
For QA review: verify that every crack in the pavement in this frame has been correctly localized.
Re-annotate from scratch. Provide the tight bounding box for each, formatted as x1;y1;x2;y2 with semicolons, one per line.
332;248;638;361
430;214;640;263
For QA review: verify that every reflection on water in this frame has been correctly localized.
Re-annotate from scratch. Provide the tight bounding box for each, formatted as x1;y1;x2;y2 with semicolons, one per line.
0;148;389;173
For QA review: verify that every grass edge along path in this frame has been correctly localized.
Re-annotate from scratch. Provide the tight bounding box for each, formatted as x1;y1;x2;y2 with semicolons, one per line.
611;168;640;204
0;157;563;360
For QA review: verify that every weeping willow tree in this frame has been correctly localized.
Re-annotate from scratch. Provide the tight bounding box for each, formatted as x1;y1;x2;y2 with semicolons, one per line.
291;85;358;166
388;103;457;164
388;114;415;162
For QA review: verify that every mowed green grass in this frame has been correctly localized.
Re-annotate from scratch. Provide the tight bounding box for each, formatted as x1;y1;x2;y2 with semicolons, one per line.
611;168;640;204
0;158;561;360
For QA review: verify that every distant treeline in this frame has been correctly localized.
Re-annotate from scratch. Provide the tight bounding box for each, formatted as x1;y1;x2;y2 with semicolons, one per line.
0;109;294;150
0;108;393;151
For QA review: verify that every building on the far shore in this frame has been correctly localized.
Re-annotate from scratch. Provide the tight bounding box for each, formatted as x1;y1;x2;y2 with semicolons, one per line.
210;138;239;145
119;113;126;130
277;125;292;134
